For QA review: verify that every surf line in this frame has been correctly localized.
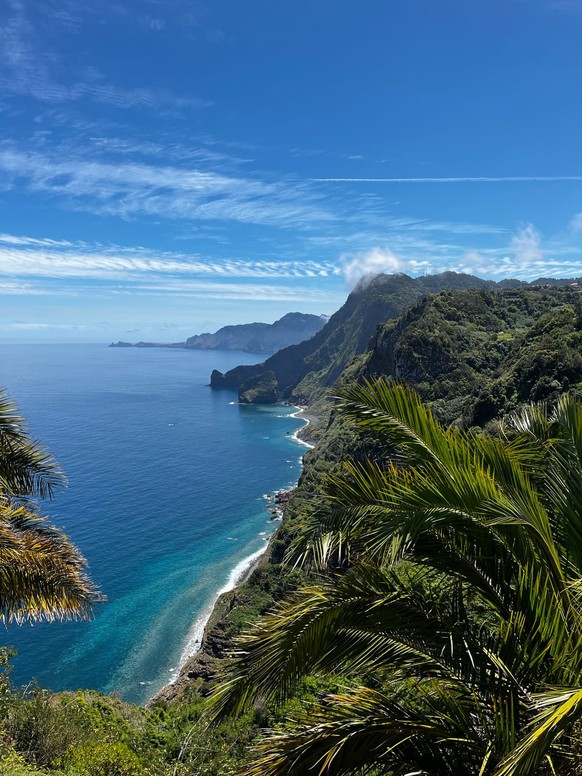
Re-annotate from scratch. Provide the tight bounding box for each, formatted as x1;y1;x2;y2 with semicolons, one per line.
161;404;312;692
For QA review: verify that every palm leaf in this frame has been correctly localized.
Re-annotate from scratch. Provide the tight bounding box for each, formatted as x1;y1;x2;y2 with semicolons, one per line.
241;686;485;776
0;391;65;500
0;499;102;622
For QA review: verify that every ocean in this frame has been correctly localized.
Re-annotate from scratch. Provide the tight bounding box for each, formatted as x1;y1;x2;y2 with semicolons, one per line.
0;344;307;705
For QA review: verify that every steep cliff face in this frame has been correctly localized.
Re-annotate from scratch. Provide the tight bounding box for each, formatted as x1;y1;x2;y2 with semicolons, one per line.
210;272;516;402
238;371;280;404
157;284;582;708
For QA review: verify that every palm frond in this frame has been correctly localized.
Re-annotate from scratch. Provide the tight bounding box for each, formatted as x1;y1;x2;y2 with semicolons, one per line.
495;688;582;776
333;380;452;470
0;499;101;622
0;391;65;500
241;686;485;776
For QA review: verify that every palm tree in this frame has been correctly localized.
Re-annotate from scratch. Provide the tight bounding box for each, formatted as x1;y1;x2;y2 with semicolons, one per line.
0;390;99;623
210;380;582;775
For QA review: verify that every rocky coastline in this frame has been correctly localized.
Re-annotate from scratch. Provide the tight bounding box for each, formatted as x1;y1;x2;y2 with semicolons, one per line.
150;409;316;707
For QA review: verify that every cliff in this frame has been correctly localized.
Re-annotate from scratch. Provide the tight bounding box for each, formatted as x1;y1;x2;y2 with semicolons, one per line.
144;283;582;763
349;285;582;426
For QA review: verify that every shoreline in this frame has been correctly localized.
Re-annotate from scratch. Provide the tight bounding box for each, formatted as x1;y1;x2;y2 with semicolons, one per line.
167;543;268;685
150;404;313;702
289;405;316;449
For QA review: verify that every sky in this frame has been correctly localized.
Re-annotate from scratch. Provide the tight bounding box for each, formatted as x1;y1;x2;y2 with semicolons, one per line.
1;0;582;342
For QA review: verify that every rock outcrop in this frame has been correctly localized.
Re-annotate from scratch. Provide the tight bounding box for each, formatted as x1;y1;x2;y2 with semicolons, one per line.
238;370;279;404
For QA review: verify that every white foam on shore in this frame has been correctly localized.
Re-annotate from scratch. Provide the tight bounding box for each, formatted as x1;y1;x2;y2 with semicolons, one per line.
168;543;270;684
164;405;312;689
290;407;315;449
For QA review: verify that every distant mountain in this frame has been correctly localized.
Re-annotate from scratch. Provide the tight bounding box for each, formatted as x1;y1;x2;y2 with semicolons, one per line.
210;272;525;403
109;312;327;354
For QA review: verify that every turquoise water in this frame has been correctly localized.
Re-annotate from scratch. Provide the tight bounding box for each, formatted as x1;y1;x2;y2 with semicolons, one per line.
0;344;306;704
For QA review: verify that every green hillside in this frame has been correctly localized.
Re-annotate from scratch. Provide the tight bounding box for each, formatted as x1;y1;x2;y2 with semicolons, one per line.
357;285;582;426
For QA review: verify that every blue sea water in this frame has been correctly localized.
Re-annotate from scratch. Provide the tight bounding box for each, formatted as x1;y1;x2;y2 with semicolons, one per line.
0;344;307;705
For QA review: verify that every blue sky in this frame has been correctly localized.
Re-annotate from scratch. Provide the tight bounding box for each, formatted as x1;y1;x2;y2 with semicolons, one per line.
1;0;582;342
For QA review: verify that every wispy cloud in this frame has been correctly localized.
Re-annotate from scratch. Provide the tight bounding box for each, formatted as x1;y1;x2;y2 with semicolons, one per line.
2;220;581;303
0;233;77;248
0;0;209;112
0;233;339;283
125;280;335;302
311;176;582;183
8;322;81;330
457;223;582;280
340;223;582;286
0;233;343;305
0;148;334;229
0;279;54;295
0;141;509;240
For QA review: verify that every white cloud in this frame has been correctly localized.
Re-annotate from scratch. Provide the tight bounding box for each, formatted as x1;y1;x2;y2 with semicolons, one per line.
0;149;333;229
337;221;582;285
457;224;582;280
8;322;80;330
127;280;335;302
0;279;53;295
570;213;582;233
311;176;582;184
0;233;338;283
342;247;402;288
508;224;544;267
0;1;209;112
0;233;76;248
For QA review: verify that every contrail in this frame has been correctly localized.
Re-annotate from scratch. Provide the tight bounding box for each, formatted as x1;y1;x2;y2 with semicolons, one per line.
310;176;582;183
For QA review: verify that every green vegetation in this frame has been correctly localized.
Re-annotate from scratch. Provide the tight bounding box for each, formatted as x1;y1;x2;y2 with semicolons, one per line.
211;381;582;775
0;656;266;775
210;271;517;403
238;371;279;404
359;286;582;427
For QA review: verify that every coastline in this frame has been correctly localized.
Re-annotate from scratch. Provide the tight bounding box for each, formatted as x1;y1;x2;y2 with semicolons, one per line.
290;405;316;449
168;544;268;686
150;404;314;704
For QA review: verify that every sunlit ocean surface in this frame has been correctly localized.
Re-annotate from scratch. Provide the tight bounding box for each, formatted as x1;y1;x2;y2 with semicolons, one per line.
0;344;305;704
